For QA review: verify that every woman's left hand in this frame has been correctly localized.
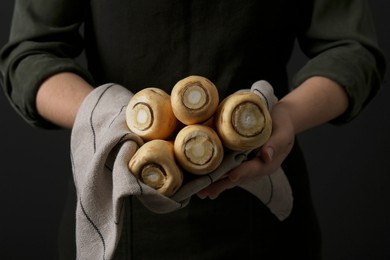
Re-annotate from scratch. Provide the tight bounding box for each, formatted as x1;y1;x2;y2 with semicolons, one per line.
196;102;295;199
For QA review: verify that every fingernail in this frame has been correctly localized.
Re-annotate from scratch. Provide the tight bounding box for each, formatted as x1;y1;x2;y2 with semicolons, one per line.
197;193;206;200
209;194;219;200
228;173;240;182
266;147;274;161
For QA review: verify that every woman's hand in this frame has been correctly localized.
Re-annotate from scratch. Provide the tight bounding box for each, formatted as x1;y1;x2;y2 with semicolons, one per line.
196;102;295;200
196;76;349;200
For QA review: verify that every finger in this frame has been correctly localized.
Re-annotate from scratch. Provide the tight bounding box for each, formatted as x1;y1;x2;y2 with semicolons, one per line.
260;145;275;163
255;146;274;163
260;133;294;165
261;107;295;162
196;177;237;200
227;158;264;182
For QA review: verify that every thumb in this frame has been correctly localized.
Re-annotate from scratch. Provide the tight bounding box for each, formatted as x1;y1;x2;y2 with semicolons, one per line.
256;127;294;166
257;145;274;163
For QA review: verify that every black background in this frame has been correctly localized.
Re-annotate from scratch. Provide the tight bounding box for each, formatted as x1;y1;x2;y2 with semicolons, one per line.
0;1;389;259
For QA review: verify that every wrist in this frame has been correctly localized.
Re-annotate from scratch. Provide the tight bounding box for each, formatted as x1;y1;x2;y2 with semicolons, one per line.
36;72;94;128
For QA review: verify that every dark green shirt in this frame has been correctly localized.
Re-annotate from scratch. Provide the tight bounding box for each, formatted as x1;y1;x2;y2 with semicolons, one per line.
0;0;386;128
0;1;386;259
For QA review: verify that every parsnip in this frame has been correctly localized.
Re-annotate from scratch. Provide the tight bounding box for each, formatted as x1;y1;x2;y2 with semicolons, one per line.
174;124;223;175
129;139;183;197
215;91;272;151
126;88;179;141
171;75;219;125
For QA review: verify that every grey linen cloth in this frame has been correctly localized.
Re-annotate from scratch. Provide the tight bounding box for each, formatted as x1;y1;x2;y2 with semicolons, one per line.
71;81;293;260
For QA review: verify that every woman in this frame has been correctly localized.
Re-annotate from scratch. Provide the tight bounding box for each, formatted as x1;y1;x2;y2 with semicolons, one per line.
0;0;386;259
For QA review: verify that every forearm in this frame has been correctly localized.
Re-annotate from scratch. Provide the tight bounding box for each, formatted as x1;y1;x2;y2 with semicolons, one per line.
276;76;349;134
36;72;94;129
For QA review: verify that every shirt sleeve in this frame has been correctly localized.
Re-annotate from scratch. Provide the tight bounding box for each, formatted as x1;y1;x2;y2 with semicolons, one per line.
293;0;386;124
0;0;94;128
